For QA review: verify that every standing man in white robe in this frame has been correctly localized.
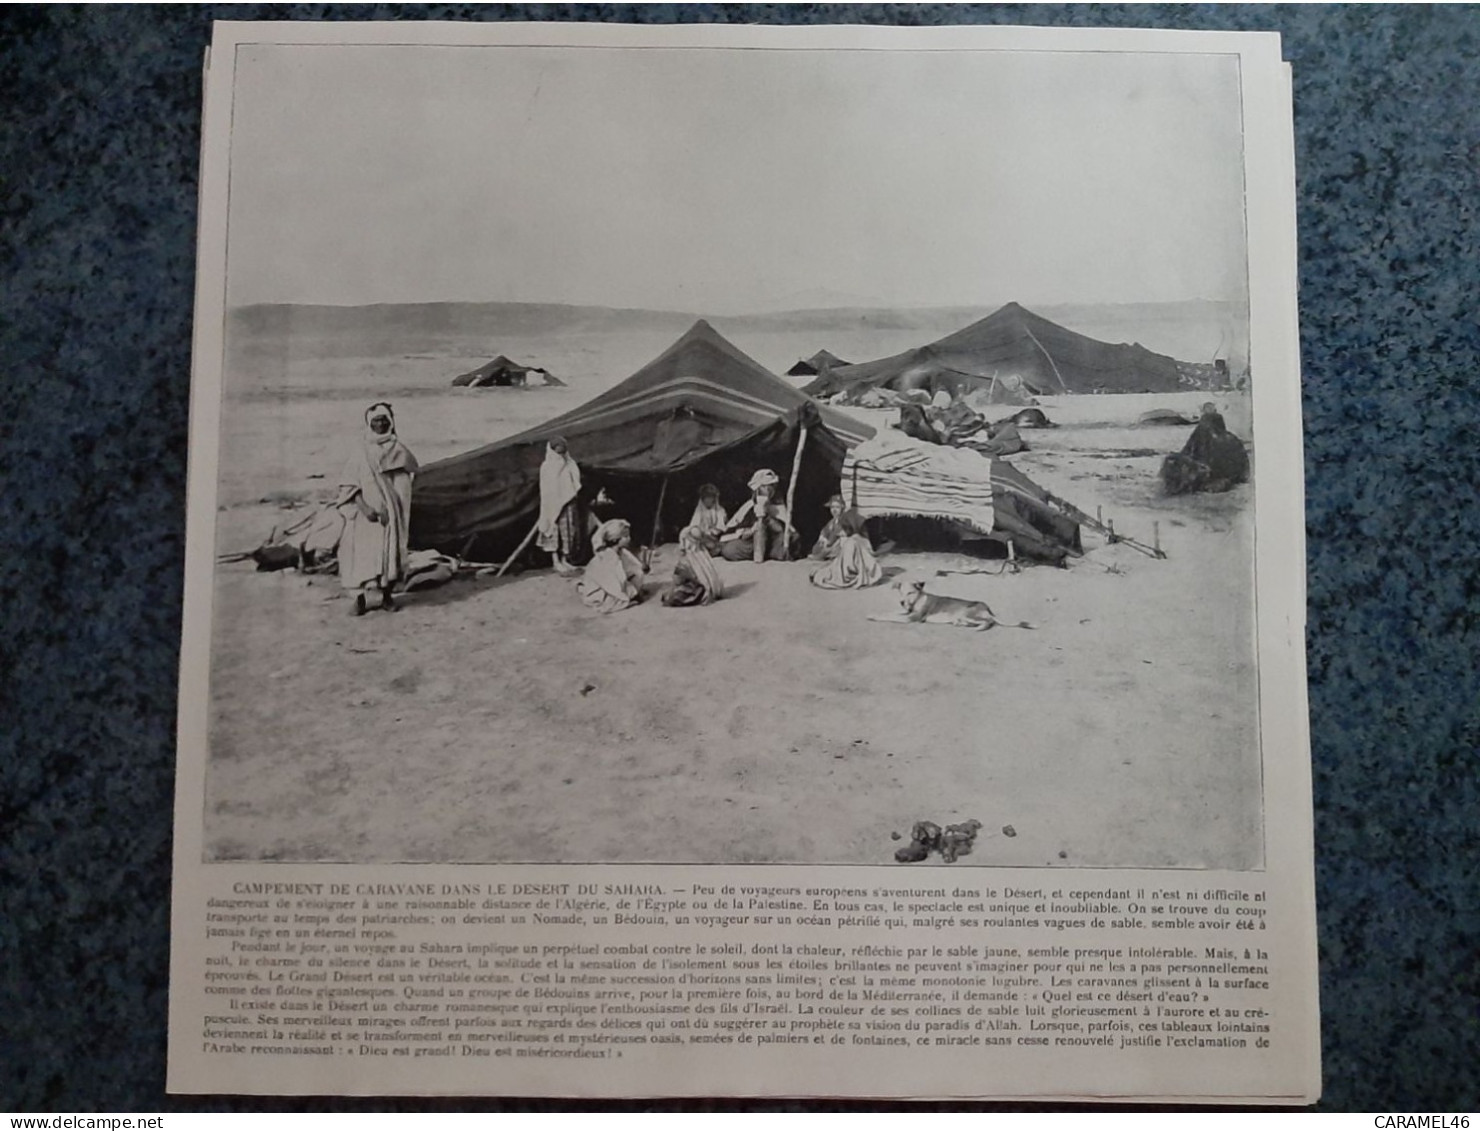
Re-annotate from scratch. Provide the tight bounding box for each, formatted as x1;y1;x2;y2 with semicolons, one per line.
337;402;418;615
536;436;583;575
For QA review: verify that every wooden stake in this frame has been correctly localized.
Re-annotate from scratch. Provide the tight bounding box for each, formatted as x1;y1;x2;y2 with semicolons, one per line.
1107;518;1117;542
783;423;810;556
1096;505;1103;526
1154;521;1161;555
494;520;541;579
640;476;671;570
649;475;670;550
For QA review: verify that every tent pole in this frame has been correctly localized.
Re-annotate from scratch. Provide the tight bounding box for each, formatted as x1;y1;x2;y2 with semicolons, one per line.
646;475;670;568
1022;324;1069;393
783;423;809;559
494;521;541;579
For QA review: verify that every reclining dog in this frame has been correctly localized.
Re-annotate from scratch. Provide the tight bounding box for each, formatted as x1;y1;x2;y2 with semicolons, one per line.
868;577;1033;631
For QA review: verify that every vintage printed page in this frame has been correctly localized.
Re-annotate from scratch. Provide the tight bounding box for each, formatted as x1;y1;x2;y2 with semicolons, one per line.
170;21;1316;1101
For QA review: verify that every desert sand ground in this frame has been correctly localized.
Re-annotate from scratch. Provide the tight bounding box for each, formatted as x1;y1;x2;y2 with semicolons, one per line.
203;319;1261;868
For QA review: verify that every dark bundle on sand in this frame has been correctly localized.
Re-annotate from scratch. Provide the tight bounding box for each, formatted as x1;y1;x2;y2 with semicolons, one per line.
219;507;345;573
895;819;983;863
1001;407;1056;429
935;400;988;444
248;544;305;572
1161;413;1250;495
896;403;939;444
969;420;1026;456
1139;407;1196;426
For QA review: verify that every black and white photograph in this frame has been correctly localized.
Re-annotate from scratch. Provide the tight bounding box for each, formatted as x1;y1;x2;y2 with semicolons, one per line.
199;30;1271;870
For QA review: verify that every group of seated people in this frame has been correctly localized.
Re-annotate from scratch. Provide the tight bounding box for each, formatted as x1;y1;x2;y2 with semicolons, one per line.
572;470;883;614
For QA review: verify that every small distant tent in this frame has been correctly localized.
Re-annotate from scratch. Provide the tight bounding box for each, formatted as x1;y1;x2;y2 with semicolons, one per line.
806;302;1183;402
843;433;1082;564
411;321;876;560
786;350;852;378
452;356;560;388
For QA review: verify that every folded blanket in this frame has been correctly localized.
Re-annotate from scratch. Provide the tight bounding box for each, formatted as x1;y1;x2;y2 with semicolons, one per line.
844;435;996;535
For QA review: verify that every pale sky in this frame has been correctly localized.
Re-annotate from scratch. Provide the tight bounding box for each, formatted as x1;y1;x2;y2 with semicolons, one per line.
225;43;1249;313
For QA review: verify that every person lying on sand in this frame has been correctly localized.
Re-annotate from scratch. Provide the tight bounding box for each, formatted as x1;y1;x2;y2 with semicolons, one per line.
809;495;848;561
578;519;648;613
809;509;883;590
337;401;418;615
662;526;725;607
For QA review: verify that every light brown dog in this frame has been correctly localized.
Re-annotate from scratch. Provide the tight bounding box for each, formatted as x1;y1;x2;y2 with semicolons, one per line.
868;577;1034;631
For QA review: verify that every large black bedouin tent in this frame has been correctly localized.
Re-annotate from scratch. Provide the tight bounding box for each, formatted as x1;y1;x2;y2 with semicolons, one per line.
411;321;876;561
804;302;1184;401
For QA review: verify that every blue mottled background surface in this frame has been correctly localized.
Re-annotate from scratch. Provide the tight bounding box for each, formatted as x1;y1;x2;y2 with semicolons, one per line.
1;4;1476;1112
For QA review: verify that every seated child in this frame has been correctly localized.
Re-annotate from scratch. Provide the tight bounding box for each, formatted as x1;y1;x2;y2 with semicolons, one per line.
578;519;648;613
809;495;848;560
809;509;883;590
662;526;726;607
687;484;728;555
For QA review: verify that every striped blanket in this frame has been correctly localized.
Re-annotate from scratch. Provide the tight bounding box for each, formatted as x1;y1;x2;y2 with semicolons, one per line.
842;433;997;535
